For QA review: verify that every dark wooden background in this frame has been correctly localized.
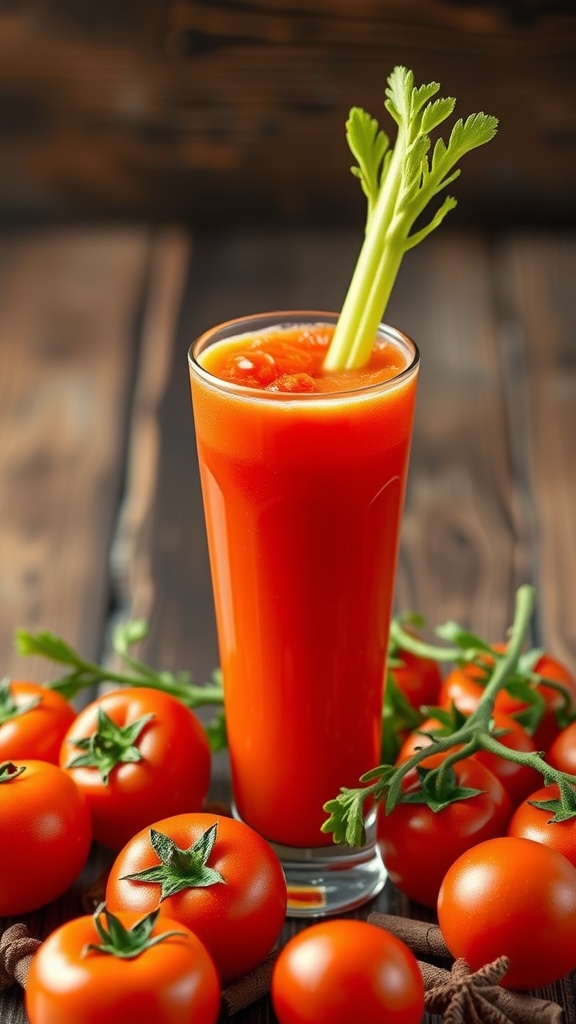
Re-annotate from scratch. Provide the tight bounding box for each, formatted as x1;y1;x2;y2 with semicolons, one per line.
1;2;576;1022
0;0;575;227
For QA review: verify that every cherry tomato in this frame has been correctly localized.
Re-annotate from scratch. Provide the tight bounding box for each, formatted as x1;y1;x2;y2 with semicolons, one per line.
0;759;92;915
438;835;576;989
0;679;76;764
378;756;511;908
507;783;576;868
25;908;220;1024
389;646;443;711
440;650;576;751
59;687;211;849
397;709;540;807
271;919;424;1024
105;812;287;984
547;720;576;775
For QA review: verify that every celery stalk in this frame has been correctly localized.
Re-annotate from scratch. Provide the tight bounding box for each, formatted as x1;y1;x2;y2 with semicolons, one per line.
323;65;498;371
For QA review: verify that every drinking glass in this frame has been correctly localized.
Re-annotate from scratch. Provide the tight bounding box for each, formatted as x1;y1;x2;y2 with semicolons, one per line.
188;311;419;916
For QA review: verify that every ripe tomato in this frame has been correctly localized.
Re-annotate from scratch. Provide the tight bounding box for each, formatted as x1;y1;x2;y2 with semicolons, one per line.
547;720;576;775
0;759;92;915
271;919;424;1024
25;908;220;1024
59;687;211;849
438;835;576;989
389;646;443;711
0;679;76;764
440;650;576;750
507;783;576;868
377;756;511;908
105;812;287;984
397;709;540;807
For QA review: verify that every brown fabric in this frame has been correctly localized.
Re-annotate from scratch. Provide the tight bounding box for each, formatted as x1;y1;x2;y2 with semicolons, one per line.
0;923;41;990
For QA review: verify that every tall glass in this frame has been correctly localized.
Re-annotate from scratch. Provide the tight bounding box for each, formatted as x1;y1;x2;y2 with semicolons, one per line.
188;312;419;916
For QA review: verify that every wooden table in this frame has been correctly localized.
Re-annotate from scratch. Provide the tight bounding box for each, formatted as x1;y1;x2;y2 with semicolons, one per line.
1;225;575;1022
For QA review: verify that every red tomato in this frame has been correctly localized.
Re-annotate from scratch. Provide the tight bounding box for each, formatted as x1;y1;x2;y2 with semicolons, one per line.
271;919;424;1024
507;783;576;869
547;720;576;775
105;812;287;984
25;908;220;1024
440;650;576;750
397;709;540;807
0;759;92;915
59;687;211;849
389;647;443;711
0;679;76;764
377;756;511;908
438;835;576;989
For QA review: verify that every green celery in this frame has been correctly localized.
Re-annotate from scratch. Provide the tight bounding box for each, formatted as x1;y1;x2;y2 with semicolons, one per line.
323;65;498;371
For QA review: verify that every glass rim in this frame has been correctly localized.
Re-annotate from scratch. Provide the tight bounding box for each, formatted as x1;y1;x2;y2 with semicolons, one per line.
187;310;419;402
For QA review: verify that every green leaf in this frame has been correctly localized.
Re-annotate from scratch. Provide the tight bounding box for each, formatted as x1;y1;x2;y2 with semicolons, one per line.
434;621;494;655
321;788;367;847
13;622;223;712
112;619;150;656
205;709;228;753
381;671;423;763
13;628;83;667
420;96;456;135
347;107;390;222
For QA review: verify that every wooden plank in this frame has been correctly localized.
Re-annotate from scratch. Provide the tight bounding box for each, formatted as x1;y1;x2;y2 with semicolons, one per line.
0;2;574;225
0;228;150;681
493;234;576;666
390;233;520;642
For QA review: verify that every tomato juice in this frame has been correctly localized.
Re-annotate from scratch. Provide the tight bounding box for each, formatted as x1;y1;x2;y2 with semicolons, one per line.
189;314;418;849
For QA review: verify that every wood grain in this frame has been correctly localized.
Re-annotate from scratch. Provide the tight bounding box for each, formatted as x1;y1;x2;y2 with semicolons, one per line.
0;228;150;682
0;1;574;225
494;235;576;666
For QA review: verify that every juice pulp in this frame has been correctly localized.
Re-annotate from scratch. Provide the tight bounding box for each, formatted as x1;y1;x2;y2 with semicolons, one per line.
189;318;418;848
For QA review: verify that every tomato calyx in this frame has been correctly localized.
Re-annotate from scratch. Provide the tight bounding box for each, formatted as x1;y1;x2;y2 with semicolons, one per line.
399;764;484;813
64;707;154;784
84;903;186;959
121;822;226;899
529;778;576;823
0;760;26;783
0;677;41;725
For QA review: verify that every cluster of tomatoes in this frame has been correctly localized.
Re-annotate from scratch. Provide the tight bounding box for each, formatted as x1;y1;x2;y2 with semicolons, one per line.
4;632;576;1022
381;641;576;990
0;681;291;1023
0;677;427;1024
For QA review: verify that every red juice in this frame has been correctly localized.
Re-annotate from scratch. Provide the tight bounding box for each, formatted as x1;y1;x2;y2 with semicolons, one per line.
189;314;418;848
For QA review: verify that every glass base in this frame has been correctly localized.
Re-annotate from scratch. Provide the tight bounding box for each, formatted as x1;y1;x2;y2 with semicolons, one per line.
234;805;387;918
